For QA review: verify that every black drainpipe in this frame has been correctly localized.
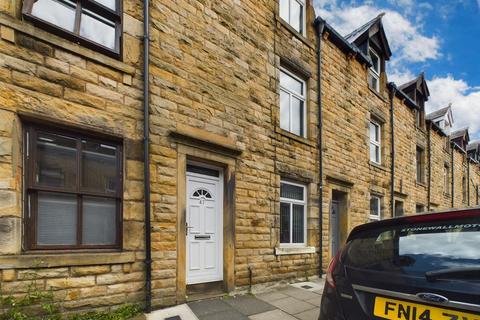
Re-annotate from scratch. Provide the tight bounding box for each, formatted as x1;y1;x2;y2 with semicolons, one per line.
388;83;396;217
467;157;470;206
451;142;455;208
314;17;325;276
143;0;152;313
427;122;432;211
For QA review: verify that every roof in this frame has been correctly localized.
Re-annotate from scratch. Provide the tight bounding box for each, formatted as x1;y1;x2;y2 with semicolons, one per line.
467;140;480;151
398;72;430;101
344;13;392;60
426;105;452;121
450;128;470;142
314;18;371;67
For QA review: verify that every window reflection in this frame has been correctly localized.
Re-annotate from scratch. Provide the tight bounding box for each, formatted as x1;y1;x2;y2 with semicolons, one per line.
93;0;116;11
80;9;116;49
31;0;76;32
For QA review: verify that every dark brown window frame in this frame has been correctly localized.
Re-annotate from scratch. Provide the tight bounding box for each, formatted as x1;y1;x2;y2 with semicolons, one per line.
22;0;122;58
24;123;123;251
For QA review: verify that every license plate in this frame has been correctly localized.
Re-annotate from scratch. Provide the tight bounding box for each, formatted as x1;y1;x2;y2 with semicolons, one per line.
373;296;480;320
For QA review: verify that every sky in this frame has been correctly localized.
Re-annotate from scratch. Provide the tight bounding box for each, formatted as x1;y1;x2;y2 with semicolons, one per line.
313;0;480;140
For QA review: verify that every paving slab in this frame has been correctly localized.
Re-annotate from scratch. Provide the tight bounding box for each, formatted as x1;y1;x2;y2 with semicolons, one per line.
279;288;320;301
147;304;198;320
305;296;321;307
249;309;297;320
269;297;317;315
255;291;289;303
187;299;231;317
294;308;320;320
224;295;276;316
197;308;249;320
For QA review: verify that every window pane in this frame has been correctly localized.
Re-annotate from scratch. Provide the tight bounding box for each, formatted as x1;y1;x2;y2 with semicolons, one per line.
280;90;290;131
291;97;303;136
395;201;404;217
290;0;302;33
370;50;379;73
370;143;377;162
82;197;116;245
279;0;289;23
281;182;304;200
93;0;116;11
369;122;378;142
80;10;116;49
82;140;118;193
280;71;303;96
37;192;77;245
36;132;77;188
292;204;304;243
280;202;290;243
370;197;380;217
31;0;76;32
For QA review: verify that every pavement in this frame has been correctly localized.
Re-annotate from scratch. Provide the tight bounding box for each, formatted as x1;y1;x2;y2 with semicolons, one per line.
147;279;325;320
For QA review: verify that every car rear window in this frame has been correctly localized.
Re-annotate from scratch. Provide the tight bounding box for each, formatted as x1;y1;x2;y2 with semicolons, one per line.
344;215;480;277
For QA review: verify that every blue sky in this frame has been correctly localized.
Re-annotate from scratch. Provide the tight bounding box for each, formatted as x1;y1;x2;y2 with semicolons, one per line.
314;0;480;140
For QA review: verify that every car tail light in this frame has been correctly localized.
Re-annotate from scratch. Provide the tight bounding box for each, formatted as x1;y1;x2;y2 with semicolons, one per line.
326;250;341;288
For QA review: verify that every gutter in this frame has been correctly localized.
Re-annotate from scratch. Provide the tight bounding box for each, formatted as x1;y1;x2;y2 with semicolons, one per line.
143;0;152;313
388;83;396;217
314;17;325;276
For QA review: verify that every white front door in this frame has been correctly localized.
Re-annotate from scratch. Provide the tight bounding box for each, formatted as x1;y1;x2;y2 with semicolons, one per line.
186;166;223;285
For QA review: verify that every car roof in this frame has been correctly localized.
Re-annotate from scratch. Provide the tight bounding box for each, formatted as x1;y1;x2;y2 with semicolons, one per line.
347;207;480;241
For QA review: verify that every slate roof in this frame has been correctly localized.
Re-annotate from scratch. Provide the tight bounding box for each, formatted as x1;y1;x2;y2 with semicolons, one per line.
399;72;430;100
426;105;452;121
344;12;392;60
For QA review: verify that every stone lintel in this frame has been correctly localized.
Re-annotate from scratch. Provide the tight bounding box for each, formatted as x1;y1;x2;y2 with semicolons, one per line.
326;175;354;188
170;124;244;157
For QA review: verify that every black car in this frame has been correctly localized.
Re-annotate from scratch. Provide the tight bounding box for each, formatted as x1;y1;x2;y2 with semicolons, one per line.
320;208;480;320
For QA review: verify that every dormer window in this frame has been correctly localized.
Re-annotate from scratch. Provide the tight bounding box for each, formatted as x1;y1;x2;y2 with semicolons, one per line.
368;49;380;92
279;0;305;34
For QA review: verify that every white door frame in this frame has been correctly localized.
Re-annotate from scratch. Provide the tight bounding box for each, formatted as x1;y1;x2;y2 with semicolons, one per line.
186;163;224;285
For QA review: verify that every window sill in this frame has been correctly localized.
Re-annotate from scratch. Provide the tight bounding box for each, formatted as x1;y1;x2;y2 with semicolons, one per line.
0;251;135;269
0;13;135;75
416;126;426;134
277;18;314;50
275;246;316;256
275;126;316;147
368;87;387;103
369;161;387;172
416;181;427;188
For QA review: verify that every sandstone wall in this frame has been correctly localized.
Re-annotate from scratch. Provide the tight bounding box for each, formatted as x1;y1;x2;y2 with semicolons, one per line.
0;0;146;313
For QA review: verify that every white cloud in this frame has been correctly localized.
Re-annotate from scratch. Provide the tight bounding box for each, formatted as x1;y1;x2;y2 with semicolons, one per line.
427;75;480;139
314;1;440;85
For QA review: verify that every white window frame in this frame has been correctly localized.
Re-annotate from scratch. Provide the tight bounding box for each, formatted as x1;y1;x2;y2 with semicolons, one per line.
369;195;381;221
279;0;306;35
444;165;450;195
369;48;380;92
280;180;307;247
369;120;381;164
279;68;307;138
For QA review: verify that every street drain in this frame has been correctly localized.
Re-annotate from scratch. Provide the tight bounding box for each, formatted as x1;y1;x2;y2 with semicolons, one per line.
165;316;182;320
301;285;313;289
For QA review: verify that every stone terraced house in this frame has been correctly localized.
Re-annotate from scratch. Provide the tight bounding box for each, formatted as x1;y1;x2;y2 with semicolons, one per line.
0;0;479;314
